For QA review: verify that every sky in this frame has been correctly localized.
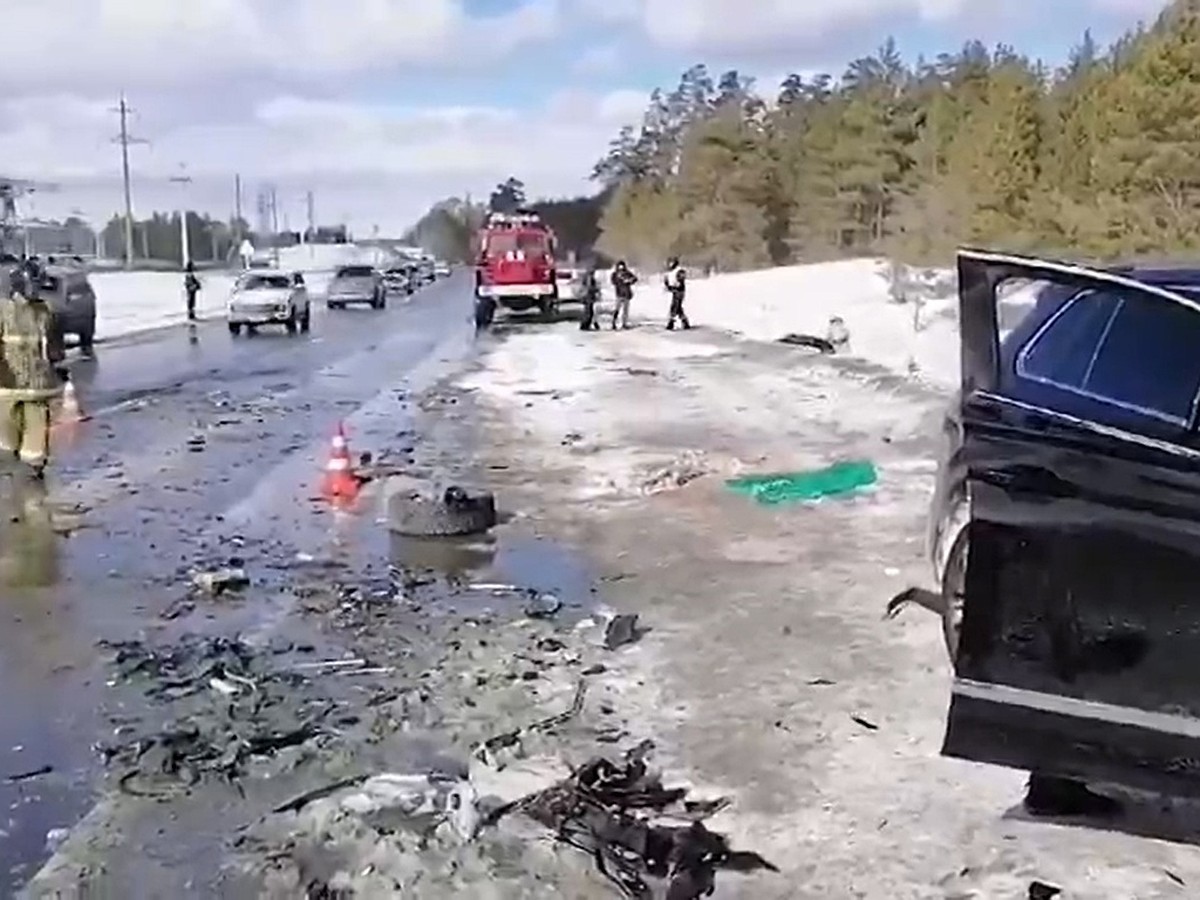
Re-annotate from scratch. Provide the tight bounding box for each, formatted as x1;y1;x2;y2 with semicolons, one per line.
0;0;1169;237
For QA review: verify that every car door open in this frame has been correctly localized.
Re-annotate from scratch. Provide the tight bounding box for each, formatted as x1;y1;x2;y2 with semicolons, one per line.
944;248;1200;798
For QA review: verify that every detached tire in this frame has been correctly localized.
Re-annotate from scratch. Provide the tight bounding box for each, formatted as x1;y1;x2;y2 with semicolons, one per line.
388;485;497;537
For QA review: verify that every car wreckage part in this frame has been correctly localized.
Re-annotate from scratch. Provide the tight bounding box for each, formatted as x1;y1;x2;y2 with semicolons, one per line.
387;485;497;537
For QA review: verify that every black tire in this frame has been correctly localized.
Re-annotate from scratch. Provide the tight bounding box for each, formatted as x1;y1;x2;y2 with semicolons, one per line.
228;322;241;336
475;298;495;329
941;530;968;667
387;486;497;537
78;327;95;357
327;302;344;310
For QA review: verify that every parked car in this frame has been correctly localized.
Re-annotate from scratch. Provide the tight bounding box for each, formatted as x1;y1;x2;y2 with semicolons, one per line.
433;260;451;278
227;270;310;335
906;247;1200;801
383;266;413;295
38;262;96;356
327;264;385;309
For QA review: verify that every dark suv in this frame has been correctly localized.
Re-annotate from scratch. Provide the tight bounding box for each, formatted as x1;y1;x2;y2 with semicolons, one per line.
40;262;97;356
915;248;1200;800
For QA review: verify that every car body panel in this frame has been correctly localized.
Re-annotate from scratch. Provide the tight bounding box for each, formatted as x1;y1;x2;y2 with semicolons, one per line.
327;265;383;305
939;248;1200;797
40;265;96;340
228;271;309;326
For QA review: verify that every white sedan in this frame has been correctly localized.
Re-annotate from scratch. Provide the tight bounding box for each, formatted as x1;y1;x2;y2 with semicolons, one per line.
228;270;311;335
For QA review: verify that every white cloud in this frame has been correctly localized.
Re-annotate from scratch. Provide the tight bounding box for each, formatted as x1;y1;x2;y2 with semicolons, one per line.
577;0;1171;53
1;87;646;234
573;43;624;76
0;0;561;90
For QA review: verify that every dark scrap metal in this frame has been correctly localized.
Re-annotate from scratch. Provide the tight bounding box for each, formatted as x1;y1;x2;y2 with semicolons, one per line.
487;741;776;899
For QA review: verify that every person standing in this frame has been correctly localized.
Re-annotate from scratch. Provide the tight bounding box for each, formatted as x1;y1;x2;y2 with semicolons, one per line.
610;260;637;329
663;256;689;330
0;262;65;480
578;263;601;331
184;261;201;322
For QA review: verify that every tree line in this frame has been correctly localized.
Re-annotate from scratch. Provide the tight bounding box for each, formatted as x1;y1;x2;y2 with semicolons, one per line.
583;0;1199;270
99;212;252;265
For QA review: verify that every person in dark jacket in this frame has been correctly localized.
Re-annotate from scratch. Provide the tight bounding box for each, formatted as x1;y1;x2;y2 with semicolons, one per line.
579;263;601;331
184;261;201;322
610;260;637;329
0;262;65;479
663;257;689;330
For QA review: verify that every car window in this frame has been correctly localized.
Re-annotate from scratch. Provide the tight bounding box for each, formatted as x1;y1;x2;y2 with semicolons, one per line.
1018;287;1200;423
1018;290;1121;387
242;274;291;289
1085;292;1200;421
336;266;373;278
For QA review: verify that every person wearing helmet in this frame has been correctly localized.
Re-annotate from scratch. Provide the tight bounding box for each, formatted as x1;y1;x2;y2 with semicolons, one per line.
0;261;65;479
663;256;689;330
610;260;637;329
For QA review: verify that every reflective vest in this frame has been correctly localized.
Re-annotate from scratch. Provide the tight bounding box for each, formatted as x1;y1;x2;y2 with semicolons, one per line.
0;297;63;400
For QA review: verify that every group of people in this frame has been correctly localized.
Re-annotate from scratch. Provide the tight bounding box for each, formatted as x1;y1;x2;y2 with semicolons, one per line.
576;257;691;332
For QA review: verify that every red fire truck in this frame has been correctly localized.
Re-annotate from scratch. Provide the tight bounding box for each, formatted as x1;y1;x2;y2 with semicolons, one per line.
473;210;559;327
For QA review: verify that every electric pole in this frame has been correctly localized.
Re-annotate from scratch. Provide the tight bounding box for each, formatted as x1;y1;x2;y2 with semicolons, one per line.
111;93;148;269
233;173;243;242
269;184;280;267
305;189;315;257
169;163;192;268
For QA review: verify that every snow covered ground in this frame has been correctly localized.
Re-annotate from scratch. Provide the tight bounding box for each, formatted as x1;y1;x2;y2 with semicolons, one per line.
91;243;396;341
626;259;962;389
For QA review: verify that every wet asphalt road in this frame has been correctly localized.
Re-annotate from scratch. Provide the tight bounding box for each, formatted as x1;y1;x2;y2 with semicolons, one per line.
0;272;476;890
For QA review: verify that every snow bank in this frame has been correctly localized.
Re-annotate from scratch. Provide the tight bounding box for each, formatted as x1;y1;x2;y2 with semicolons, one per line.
632;259;961;388
89;243;392;340
93;271;237;340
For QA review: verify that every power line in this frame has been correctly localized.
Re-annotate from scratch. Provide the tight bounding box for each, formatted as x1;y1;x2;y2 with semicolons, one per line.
111;93;149;269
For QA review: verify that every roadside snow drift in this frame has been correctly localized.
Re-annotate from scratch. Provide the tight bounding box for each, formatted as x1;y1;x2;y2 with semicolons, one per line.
632;259;960;388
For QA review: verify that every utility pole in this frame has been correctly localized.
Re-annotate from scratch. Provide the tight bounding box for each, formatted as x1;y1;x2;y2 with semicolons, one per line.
269;184;280;268
233;173;243;242
305;189;315;255
111;93;148;269
169;163;192;268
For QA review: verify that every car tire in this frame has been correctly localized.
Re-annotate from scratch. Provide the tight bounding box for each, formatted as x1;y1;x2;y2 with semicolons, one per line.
387;485;497;538
328;302;343;310
228;322;242;336
940;529;968;666
78;326;95;357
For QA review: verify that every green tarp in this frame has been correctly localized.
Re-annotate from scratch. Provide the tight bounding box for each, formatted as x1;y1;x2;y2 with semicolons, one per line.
725;460;877;505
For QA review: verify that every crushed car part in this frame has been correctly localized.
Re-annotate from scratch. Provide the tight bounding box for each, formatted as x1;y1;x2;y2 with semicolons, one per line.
387;484;497;537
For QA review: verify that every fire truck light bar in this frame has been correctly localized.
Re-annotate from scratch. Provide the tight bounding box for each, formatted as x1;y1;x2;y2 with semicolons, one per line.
486;212;542;226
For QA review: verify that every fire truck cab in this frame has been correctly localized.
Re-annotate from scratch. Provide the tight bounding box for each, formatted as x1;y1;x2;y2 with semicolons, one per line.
473;210;558;327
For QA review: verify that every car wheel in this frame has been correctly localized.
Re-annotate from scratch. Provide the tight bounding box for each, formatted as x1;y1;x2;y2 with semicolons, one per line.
78;328;95;357
228;322;241;336
940;530;968;666
328;302;343;310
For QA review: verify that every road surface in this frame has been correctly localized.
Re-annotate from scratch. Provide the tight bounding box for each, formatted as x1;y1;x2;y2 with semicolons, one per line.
0;274;474;892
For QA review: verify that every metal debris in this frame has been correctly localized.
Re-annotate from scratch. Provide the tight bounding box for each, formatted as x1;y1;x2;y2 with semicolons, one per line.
487;740;776;899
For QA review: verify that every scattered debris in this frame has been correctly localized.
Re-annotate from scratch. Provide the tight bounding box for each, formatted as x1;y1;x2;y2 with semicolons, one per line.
4;764;52;784
44;828;70;854
778;333;836;353
1029;881;1061;900
604;614;642;650
524;592;563;619
191;566;250;595
474;680;587;767
487;740;776;898
884;586;944;619
726;460;877;505
642;451;708;494
851;715;879;731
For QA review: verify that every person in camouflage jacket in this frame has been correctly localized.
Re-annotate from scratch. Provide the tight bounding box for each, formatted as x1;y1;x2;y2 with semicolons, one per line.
0;263;65;477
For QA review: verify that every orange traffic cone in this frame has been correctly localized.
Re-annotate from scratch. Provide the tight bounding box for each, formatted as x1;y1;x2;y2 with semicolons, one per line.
321;421;359;501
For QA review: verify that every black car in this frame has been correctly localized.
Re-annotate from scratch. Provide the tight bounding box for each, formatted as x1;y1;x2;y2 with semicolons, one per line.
911;248;1200;799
